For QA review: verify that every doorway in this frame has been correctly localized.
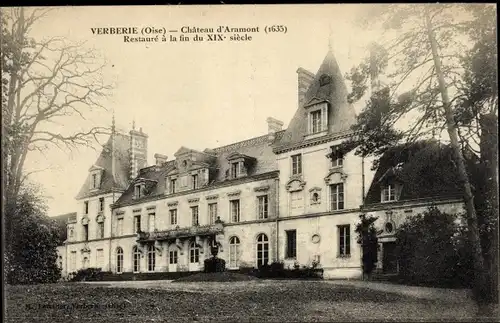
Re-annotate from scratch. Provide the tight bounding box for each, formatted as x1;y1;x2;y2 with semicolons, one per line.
382;242;398;274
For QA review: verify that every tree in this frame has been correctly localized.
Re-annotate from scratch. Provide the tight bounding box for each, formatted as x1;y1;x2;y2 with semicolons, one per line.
355;213;381;280
342;4;496;305
1;7;112;206
395;206;474;288
4;183;62;284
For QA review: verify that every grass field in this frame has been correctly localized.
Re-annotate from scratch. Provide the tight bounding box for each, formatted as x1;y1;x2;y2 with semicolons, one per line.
5;280;486;323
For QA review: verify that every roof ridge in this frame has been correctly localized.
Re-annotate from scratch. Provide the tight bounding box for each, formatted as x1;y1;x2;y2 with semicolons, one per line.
212;129;286;153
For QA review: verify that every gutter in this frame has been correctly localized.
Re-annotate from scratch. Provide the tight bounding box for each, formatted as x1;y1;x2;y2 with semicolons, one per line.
275;177;280;262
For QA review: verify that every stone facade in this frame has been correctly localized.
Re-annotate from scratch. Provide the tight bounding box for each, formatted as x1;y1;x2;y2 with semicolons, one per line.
56;49;466;279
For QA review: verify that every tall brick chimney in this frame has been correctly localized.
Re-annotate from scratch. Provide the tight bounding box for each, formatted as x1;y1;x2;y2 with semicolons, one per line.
296;67;315;107
129;127;148;180
267;117;284;142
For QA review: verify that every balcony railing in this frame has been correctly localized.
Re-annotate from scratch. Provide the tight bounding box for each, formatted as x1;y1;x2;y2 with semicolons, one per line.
137;223;224;242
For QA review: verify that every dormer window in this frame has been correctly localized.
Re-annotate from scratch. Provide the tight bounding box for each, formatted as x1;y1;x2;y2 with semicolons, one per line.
170;178;177;194
231;162;242;178
192;174;198;190
305;102;328;136
381;184;397;202
88;165;104;190
134;184;145;199
226;152;255;179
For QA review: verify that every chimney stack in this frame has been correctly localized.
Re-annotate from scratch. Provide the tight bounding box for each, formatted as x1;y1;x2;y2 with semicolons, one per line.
154;153;168;166
266;117;284;142
129;126;148;181
296;67;315;107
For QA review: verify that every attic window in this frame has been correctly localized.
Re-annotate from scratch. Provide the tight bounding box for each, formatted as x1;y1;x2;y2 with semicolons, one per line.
134;184;145;199
381;184;397;203
319;74;331;86
90;172;101;190
306;102;328;135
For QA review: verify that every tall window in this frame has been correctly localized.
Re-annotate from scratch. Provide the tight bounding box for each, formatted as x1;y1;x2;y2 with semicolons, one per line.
116;218;123;236
169;250;178;264
83;224;89;241
330;146;344;167
97;222;104;239
229;236;241;268
256;233;269;267
96;249;104;269
286;230;297;259
230;200;240;223
133;246;141;272
170;179;177;194
192;174;198;190
208;203;218;224
92;173;97;189
148;212;156;232
311;110;322;133
231;162;241;178
291;154;302;175
170;209;177;225
338;225;351;257
147;245;156;271
382;184;396;202
191;206;199;226
70;251;77;272
189;242;200;263
84;201;89;214
99;197;105;212
330;183;344;211
257;195;269;219
134;215;141;233
116;247;123;273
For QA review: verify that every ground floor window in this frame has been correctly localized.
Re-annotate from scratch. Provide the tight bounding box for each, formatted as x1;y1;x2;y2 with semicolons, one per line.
116;247;124;273
338;224;351;257
148;245;156;271
256;233;269;267
133;246;141;272
190;242;200;263
229;236;240;268
169;250;178;264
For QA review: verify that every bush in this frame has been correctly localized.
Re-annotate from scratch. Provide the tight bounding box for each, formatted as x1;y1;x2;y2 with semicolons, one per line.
255;261;323;279
70;268;104;282
5;185;62;285
395;206;474;288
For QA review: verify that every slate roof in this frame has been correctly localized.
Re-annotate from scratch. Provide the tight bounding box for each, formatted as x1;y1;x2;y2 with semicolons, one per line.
364;140;466;205
113;131;284;207
76;133;131;200
275;50;357;151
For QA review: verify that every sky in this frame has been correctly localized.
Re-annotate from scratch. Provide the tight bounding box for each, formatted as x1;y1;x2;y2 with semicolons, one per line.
17;4;400;216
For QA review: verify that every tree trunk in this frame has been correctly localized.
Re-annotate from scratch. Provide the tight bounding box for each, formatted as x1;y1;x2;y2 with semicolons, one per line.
479;113;499;304
424;10;488;304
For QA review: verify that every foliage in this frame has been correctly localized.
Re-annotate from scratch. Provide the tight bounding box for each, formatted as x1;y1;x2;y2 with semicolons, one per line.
254;261;324;279
70;268;104;282
355;213;381;278
395;206;474;288
5;184;62;285
2;8;113;204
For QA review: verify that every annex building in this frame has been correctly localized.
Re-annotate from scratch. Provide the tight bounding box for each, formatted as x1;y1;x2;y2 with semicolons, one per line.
57;49;465;279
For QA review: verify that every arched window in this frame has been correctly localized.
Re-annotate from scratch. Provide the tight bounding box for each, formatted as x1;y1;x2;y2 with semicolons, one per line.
229;236;241;268
189;242;200;263
133;246;141;272
256;233;269;267
147;245;155;272
116;247;123;273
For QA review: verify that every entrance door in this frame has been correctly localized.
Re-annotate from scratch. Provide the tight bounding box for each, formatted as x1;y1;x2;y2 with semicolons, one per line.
382;242;398;274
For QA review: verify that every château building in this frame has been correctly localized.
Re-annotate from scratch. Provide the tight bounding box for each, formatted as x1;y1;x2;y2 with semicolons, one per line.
56;49;465;279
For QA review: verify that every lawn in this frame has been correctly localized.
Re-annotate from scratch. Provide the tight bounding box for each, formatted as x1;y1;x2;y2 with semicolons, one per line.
5;280;482;323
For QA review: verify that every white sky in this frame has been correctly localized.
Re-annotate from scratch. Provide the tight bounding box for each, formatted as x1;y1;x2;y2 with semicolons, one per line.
18;5;401;216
